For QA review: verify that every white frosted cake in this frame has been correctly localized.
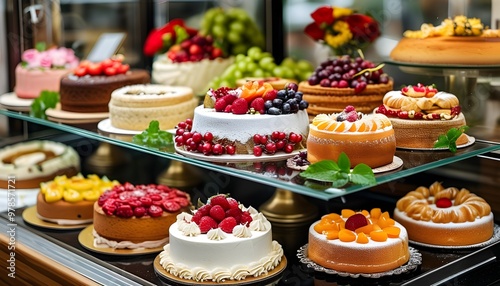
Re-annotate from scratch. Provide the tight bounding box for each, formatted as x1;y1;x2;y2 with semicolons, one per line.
108;84;199;131
159;194;284;282
152;55;234;96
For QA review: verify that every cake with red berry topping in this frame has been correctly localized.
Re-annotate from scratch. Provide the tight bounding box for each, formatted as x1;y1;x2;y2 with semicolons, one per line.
174;81;309;157
298;56;393;118
15;46;79;99
59;56;150;113
393;182;494;246
159;194;284;283
308;208;409;273
93;183;191;249
307;106;396;168
376;84;469;148
108;84;198;131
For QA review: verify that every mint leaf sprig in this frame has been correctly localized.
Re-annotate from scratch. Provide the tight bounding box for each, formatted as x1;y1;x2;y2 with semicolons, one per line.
433;126;469;152
299;152;376;188
132;120;173;151
30;90;59;119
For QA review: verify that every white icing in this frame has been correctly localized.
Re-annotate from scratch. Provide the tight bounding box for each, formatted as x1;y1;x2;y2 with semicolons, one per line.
249;213;271;231
36;213;92;226
180;222;201;237
232;225;252;238
92;229;167;249
207;228;227;240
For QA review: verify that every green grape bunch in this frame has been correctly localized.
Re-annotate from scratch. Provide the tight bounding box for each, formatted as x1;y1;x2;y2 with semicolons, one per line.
200;7;265;56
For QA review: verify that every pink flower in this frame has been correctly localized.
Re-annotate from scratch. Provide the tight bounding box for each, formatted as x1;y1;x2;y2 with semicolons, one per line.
21;49;39;65
39;53;53;68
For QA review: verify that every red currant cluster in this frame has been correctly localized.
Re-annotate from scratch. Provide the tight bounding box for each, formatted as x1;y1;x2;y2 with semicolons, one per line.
252;131;303;156
174;119;236;156
167;34;224;63
376;105;461;120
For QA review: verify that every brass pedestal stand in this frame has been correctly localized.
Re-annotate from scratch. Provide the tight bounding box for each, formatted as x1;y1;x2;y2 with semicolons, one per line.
156;160;203;192
84;142;129;175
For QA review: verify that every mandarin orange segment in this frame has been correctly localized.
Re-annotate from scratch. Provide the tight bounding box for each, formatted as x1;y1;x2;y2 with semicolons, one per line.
370;230;388;242
326;122;338;131
370;208;382;219
339;229;356;242
360;210;370;217
356;232;369;244
333;122;346;132
348;122;357;132
380;211;390;219
358;122;367;132
323;213;342;221
337;221;346;230
355;224;375;234
325;230;339;240
378;216;395;229
341;209;355;218
383;226;401;238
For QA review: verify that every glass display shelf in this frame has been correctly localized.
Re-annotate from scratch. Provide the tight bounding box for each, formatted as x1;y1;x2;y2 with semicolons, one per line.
2;109;500;201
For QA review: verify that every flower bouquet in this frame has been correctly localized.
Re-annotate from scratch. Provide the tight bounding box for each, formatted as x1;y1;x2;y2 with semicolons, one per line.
304;6;380;57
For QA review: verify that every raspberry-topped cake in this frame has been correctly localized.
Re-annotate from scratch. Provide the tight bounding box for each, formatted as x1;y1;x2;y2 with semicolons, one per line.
159;194;284;283
394;182;494;246
93;183;191;249
174;81;309;157
308;208;409;273
376;83;469;148
307;105;396;168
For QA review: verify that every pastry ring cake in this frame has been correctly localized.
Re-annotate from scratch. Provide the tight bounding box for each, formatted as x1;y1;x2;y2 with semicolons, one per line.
0;140;80;189
93;183;191;249
307;105;396;168
308;208;409;274
37;174;119;225
376;83;469;149
159;194;284;283
108;84;199;131
390;16;500;65
393;181;494;246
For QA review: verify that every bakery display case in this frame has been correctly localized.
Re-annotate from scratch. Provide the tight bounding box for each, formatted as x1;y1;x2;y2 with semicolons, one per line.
1;0;500;285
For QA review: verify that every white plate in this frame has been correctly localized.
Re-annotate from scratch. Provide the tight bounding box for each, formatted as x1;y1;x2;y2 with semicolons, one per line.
0;92;33;112
409;224;500;249
397;135;475;151
287;156;403;174
97;118;142;136
175;144;305;163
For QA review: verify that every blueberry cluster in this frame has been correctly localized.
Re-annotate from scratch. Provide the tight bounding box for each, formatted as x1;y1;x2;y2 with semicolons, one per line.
264;83;309;115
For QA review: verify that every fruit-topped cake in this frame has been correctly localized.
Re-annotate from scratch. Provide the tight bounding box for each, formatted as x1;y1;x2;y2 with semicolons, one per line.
37;174;119;225
108;84;198;131
308;208;409;273
158;194;284;282
393;182;494;246
390;16;500;65
59;55;150;113
298;55;393;118
174;81;309;157
307;105;396;168
14;45;80;99
93;183;191;249
376;83;469;149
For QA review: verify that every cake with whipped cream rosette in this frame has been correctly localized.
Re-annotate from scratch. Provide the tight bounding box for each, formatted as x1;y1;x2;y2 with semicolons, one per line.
93;183;191;249
393;182;494;246
108;84;199;131
159;194;284;283
308;208;410;273
376;83;469;149
0;140;80;189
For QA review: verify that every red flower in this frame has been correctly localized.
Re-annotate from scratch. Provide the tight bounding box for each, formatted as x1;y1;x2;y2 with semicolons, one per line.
310;6;335;26
143;19;197;56
304;23;326;41
345;14;380;43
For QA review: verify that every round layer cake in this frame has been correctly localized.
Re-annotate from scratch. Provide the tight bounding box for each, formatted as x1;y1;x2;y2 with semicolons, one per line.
377;84;469;148
108;84;199;131
37;174;119;225
393;182;494;246
159;194;283;283
152;55;234;96
93;183;191;249
59;69;150;113
307;106;396;168
0;140;80;189
308;208;410;274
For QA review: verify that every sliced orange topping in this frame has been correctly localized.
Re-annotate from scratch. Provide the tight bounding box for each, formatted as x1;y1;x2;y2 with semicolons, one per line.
383;226;401;238
325;230;339;240
355;224;375;234
377;216;395;229
370;230;388;242
341;209;356;218
333;122;346;132
348;122;357;132
323;213;342;222
360;210;370;217
356;232;369;244
380;211;391;219
339;229;356;242
370;208;382;219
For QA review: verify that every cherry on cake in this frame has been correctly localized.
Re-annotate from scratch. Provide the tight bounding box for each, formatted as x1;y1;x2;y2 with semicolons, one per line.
390;16;500;65
299;55;393;119
159;194;284;283
93;183;191;249
393;182;494;246
0;140;80;189
37;174;119;225
308;208;410;274
59;56;150;113
307;105;396;168
108;84;199;131
14;46;79;99
376;83;469;149
174;81;309;157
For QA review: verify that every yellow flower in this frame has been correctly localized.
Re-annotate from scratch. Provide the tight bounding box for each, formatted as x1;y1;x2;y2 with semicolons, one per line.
333;7;353;18
324;20;353;48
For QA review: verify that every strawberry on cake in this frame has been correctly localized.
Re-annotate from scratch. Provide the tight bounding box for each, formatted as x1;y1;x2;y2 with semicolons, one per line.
158;194;284;283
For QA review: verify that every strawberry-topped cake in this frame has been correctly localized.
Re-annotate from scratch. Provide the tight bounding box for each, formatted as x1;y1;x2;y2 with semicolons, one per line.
376;83;469;148
307;105;396;168
93;183;191;249
59;55;150;113
159;194;284;283
174;81;309;157
308;208;409;273
394;182;494;246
